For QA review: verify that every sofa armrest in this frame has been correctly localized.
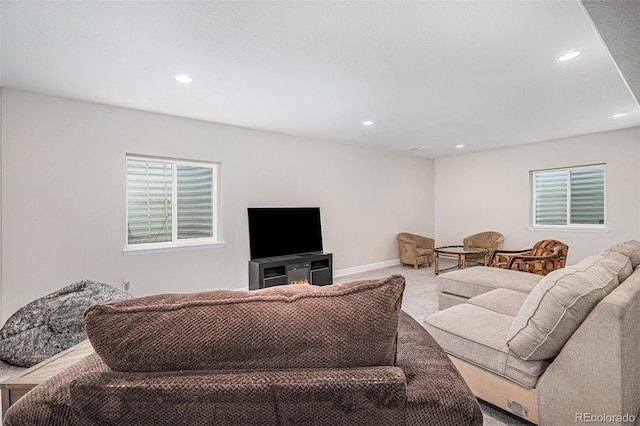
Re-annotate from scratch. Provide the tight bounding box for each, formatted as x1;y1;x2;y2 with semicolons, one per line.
4;353;110;426
536;271;640;425
397;311;483;425
68;367;407;425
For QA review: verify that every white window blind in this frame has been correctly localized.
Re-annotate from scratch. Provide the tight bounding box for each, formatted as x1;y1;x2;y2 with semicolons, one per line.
177;165;213;240
570;168;605;225
532;165;605;228
126;156;219;249
533;169;567;225
127;159;173;244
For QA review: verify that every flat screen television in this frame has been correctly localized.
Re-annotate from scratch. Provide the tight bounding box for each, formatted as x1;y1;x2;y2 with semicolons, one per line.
248;207;323;260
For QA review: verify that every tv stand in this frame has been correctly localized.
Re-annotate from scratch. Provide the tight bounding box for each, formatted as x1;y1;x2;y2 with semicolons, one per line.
249;252;333;290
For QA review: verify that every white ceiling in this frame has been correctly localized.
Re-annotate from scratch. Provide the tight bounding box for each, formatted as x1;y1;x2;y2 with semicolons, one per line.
1;1;638;158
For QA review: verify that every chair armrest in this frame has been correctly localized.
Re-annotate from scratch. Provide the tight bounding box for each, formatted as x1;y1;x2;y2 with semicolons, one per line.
424;237;435;250
398;237;418;259
414;236;435;250
508;253;563;262
488;248;531;265
506;253;565;274
505;253;563;269
398;234;434;251
493;248;532;255
398;236;417;248
68;367;407;425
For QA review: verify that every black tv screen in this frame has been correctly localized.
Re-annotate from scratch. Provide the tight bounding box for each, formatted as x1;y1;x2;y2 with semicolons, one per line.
248;207;323;260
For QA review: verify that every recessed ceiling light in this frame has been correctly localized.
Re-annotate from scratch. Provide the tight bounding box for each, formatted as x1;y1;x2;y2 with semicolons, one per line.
362;120;374;126
456;144;465;149
175;74;193;84
613;112;628;118
558;51;580;61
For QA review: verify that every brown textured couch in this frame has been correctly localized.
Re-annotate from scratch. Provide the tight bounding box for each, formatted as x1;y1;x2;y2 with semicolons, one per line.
4;275;482;426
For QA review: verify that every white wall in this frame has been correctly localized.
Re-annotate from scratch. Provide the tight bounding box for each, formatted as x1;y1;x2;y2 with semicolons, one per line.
434;127;640;264
0;89;435;322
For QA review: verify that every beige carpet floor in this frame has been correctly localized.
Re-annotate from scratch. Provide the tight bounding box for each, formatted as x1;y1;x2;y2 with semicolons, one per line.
334;261;533;426
1;261;532;425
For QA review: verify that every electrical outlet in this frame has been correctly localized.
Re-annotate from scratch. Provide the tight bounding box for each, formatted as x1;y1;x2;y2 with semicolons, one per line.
123;280;131;292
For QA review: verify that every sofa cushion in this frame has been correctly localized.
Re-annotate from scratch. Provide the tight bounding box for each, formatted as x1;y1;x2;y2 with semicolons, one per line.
423;304;549;388
507;257;619;361
438;293;471;310
608;240;640;270
438;266;542;300
84;275;405;372
467;288;529;317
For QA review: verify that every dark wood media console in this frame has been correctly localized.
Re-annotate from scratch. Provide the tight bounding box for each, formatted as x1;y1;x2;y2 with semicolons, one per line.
249;252;333;290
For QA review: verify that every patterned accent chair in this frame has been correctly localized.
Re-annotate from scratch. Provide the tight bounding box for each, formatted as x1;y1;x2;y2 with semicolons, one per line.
463;231;504;266
488;239;569;276
398;233;435;269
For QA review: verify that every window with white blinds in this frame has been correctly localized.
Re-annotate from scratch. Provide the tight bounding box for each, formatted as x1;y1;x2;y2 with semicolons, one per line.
126;155;221;252
531;164;605;228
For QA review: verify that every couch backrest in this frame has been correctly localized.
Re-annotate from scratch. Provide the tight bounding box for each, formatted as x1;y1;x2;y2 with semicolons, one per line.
84;275;405;373
536;266;640;425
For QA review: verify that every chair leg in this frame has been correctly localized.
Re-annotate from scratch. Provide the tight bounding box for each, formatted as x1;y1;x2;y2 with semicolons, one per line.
414;264;418;270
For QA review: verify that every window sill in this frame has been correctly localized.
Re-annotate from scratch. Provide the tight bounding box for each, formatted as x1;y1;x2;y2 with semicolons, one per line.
122;240;227;255
527;226;609;234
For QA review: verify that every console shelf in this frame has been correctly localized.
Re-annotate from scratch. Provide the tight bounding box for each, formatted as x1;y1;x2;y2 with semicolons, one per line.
249;252;333;290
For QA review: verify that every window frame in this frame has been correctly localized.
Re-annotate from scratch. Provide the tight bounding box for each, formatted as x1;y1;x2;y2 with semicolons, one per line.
123;154;225;255
529;164;607;233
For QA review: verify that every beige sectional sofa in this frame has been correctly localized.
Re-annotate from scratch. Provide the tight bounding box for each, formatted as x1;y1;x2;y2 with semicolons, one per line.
424;241;640;426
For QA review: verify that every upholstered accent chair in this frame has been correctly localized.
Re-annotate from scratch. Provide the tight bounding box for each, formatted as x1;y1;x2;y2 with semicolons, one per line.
489;239;569;276
463;231;504;266
398;232;435;269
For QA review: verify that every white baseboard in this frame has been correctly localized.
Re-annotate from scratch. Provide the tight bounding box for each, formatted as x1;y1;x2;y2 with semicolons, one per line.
333;259;400;278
